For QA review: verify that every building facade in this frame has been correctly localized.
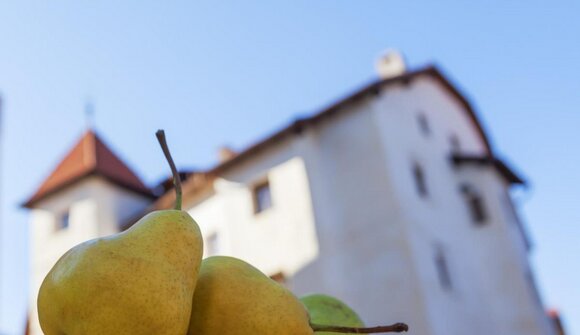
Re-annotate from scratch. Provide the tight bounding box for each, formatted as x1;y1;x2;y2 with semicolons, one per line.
24;60;555;335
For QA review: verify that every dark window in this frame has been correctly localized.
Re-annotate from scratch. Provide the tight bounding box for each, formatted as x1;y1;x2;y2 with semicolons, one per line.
435;248;452;290
57;211;70;231
413;164;428;197
461;184;487;224
417;113;431;136
449;134;460;152
253;180;272;213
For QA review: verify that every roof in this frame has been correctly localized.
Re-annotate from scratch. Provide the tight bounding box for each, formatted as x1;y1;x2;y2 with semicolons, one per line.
23;130;154;208
451;154;525;185
210;65;493;176
124;65;506;227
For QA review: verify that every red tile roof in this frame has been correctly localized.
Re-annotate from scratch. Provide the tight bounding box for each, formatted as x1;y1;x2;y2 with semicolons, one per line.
23;130;154;208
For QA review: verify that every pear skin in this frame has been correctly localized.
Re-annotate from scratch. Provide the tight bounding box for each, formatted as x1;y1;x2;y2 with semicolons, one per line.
301;294;364;335
38;210;203;335
187;256;313;335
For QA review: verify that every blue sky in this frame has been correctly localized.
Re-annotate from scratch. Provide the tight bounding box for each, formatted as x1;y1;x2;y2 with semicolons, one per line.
1;1;579;334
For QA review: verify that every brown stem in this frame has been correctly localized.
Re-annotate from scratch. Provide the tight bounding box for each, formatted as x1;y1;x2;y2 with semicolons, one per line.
310;322;408;333
155;130;182;210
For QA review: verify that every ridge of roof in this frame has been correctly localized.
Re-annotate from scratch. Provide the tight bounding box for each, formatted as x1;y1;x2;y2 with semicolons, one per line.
208;65;494;175
125;65;500;226
23;130;154;208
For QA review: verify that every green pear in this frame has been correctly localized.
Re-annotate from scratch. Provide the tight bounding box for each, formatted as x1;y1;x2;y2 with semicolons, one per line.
37;130;204;335
187;256;313;335
300;294;364;335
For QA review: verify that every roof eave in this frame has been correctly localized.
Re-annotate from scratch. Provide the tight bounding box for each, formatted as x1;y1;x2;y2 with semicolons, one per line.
132;65;503;218
22;171;156;209
451;154;526;186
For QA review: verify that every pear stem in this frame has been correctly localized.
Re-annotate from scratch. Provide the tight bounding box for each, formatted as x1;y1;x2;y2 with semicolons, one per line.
156;130;182;211
310;322;408;334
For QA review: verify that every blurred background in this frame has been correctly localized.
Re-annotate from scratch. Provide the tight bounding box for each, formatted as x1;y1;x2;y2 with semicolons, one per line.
0;1;578;335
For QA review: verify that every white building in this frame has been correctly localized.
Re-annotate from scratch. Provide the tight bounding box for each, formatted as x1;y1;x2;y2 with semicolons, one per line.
24;56;556;335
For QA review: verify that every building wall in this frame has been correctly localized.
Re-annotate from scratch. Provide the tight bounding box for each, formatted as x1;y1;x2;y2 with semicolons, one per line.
453;165;554;335
184;76;553;335
183;99;429;329
187;152;319;278
289;92;430;332
28;177;150;335
372;77;494;335
371;76;553;335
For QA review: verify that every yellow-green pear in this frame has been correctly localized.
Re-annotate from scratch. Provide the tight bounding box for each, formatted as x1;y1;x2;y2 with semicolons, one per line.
37;130;204;335
187;257;408;335
187;256;313;335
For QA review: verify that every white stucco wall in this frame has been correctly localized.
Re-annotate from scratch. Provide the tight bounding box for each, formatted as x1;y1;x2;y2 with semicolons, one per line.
188;154;319;278
452;165;554;335
183;75;553;335
372;78;494;335
370;76;554;335
28;177;150;335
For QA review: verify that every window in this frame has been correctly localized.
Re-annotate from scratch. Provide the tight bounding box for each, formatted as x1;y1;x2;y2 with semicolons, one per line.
252;180;272;213
417;113;431;136
412;163;428;198
449;134;460;152
435;248;452;290
56;210;70;231
461;184;487;224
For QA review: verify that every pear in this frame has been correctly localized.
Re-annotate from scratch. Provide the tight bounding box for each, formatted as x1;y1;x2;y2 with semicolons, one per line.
37;130;203;335
187;256;409;335
38;210;203;335
300;294;364;335
187;256;313;335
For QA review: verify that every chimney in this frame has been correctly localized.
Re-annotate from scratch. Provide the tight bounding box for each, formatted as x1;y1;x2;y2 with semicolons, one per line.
375;49;406;79
218;146;237;163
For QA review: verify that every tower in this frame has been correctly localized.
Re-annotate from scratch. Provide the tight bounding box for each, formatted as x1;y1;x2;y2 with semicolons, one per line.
23;130;155;335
